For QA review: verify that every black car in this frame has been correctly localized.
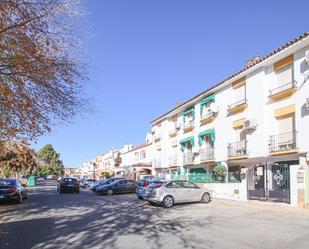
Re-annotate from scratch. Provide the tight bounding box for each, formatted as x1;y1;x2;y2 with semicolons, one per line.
0;179;28;204
57;177;79;194
96;179;137;195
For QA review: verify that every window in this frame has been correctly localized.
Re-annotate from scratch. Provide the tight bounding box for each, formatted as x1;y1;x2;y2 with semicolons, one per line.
234;84;245;102
181;181;197;188
276;64;293;87
277;115;294;134
166;181;182;188
134;152;139;161
140;150;146;159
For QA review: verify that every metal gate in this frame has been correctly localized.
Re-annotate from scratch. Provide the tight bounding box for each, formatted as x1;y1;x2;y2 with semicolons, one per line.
247;164;290;203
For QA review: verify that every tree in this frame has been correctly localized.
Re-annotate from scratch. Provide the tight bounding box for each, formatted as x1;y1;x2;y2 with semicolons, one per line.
37;144;63;176
0;0;88;141
0;141;37;177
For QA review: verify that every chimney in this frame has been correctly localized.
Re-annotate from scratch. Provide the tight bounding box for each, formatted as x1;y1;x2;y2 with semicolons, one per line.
246;56;261;67
175;102;181;107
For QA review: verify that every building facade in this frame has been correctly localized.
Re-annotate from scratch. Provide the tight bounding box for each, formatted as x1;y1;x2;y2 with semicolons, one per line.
150;33;309;207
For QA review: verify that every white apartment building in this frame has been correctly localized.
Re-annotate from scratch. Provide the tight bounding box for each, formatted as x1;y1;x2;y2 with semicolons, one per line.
120;139;154;180
150;32;309;207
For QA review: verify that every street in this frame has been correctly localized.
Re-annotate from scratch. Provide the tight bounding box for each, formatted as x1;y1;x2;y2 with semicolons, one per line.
1;182;309;249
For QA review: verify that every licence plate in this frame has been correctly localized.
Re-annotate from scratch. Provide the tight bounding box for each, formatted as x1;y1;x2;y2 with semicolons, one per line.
0;195;4;198
67;184;74;187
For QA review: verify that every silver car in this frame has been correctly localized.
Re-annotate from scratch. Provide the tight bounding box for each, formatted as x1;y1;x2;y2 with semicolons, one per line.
143;180;212;208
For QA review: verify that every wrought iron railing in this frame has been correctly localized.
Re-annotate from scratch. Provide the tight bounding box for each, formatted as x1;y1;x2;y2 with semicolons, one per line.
228;98;247;111
200;111;215;121
228;140;247;157
200;148;215;161
168;155;178;166
183;152;194;164
269;131;297;152
269;81;296;96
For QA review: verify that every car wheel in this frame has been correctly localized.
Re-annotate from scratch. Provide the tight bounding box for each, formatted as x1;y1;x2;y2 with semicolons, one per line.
23;193;28;199
201;192;211;203
76;190;80;194
17;194;23;204
163;195;174;208
138;196;143;200
107;189;114;195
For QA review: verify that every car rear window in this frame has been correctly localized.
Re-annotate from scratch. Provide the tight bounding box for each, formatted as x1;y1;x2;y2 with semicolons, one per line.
148;181;164;188
63;178;77;183
0;180;15;186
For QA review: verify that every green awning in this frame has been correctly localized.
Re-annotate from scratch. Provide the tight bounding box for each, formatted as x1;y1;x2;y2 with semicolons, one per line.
179;136;195;151
198;129;215;145
182;108;195;123
200;95;215;113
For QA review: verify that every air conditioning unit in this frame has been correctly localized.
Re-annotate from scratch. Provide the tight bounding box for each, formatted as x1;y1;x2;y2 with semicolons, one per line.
151;127;156;134
306;98;309;110
175;122;181;130
210;102;219;113
192;148;200;154
244;119;258;130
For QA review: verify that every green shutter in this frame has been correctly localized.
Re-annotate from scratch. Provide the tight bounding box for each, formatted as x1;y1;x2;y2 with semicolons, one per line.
198;129;215;145
182;108;195;123
200;95;215;114
179;136;195;151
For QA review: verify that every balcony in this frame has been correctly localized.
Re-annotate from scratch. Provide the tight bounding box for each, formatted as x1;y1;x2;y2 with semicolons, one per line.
269;81;297;101
169;155;178;166
183;121;195;133
227;98;248;115
183;152;194;165
269;131;298;155
200;112;215;125
153;159;161;168
154;134;161;142
200;148;215;162
168;129;178;137
228;140;248;159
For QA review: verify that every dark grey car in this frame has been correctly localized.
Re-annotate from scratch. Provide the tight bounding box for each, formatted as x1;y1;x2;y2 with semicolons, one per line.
96;179;137;195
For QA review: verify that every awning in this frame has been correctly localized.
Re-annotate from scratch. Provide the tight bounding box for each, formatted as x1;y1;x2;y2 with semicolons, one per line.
200;95;215;113
179;136;195;151
198;129;215;145
182;108;195;122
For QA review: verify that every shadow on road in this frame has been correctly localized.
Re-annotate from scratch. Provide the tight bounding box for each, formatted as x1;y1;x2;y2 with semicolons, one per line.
0;187;214;249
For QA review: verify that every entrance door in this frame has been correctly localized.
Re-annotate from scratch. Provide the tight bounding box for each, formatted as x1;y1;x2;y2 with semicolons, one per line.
268;164;290;203
248;165;266;200
247;164;290;203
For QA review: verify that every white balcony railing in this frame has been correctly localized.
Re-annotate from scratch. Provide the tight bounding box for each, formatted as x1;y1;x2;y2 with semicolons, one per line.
168;155;178;166
200;148;215;161
228;140;247;157
183;152;194;165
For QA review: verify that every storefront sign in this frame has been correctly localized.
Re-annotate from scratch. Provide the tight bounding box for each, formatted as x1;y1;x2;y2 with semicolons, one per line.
256;167;263;176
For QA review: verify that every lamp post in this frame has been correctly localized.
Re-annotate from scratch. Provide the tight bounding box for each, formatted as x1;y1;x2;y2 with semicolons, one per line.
93;162;97;180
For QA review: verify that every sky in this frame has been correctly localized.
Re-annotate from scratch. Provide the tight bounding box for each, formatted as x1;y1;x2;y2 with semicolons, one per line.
33;0;309;167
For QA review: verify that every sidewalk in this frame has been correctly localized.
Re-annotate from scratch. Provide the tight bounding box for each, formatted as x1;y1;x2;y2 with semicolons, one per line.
215;198;309;216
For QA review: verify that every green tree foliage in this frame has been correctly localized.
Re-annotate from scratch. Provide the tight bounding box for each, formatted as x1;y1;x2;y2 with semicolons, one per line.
36;144;64;176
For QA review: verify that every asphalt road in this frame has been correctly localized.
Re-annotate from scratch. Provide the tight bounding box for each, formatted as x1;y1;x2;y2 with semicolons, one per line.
1;181;309;249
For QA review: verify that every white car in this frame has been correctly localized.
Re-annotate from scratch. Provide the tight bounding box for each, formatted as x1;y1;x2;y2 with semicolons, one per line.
143;180;213;208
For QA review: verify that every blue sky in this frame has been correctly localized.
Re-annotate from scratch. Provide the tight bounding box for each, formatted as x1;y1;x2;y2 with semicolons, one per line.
33;0;309;167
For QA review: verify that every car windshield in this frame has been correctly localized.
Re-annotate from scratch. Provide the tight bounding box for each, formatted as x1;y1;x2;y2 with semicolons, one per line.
0;179;15;186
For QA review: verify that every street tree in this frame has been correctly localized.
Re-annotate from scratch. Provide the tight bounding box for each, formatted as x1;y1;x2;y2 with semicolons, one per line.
0;0;88;141
0;141;37;177
36;144;63;176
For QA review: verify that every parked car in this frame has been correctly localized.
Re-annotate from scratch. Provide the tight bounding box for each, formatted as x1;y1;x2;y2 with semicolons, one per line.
0;179;28;204
143;180;212;208
57;177;79;194
93;178;124;192
136;178;165;200
79;179;96;188
96;179;137;195
46;175;58;180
